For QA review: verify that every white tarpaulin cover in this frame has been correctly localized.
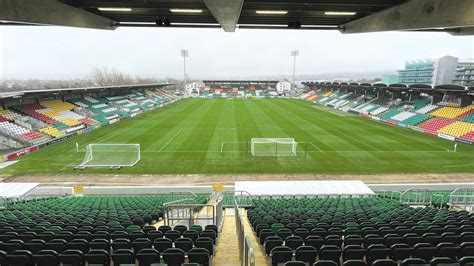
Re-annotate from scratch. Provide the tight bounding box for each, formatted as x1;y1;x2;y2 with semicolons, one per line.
0;183;39;198
235;180;374;196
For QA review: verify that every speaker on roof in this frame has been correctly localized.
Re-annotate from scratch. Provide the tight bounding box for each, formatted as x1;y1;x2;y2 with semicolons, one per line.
164;17;171;26
155;18;163;26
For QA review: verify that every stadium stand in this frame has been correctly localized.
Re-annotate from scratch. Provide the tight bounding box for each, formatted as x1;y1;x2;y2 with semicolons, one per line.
378;109;402;121
459;111;474;123
411;100;430;112
0;121;49;145
368;107;388;116
430;105;474;119
39;126;66;138
418;118;456;134
402;113;432;126
0;194;216;266
248;196;474;265
11;103;60;125
438;121;474;138
390;111;416;122
39;100;84;127
416;105;439;114
460;131;474;141
300;83;473;143
0;86;174;153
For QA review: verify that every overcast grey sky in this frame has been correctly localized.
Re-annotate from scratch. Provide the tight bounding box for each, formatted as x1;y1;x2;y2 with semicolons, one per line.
0;26;473;80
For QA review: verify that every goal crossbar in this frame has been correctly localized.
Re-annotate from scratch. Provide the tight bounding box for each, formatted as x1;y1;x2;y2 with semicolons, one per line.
251;138;297;156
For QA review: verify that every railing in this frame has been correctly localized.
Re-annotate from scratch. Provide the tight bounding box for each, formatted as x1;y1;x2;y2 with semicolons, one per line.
0;196;6;209
166;191;197;202
400;189;432;206
220;191;255;208
377;190;402;200
234;198;255;266
164;196;224;230
215;198;224;230
449;188;474;210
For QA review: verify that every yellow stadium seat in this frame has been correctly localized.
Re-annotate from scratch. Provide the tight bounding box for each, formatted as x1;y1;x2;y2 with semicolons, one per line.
438;121;474;137
430;105;474;119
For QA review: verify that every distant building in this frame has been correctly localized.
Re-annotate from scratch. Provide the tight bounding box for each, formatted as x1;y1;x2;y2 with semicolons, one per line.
381;74;399;84
276;80;292;94
453;59;474;86
185;81;205;94
398;55;458;86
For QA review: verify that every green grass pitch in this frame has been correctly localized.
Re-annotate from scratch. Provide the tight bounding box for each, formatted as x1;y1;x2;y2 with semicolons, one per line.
3;98;474;175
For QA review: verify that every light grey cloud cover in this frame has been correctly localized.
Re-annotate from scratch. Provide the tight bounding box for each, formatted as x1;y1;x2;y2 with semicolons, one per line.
0;26;473;80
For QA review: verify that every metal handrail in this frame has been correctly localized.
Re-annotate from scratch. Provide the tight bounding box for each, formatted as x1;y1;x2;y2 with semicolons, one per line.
234;197;255;266
166;191;197;202
164;203;215;226
220;190;255;207
400;189;432;205
449;187;474;210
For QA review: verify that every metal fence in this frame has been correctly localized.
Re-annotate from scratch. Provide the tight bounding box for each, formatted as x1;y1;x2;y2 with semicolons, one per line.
449;188;474;210
164;196;224;231
400;189;432;206
220;191;255;208
377;190;402;200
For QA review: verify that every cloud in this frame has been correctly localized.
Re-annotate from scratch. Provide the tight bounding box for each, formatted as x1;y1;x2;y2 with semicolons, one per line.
0;26;472;80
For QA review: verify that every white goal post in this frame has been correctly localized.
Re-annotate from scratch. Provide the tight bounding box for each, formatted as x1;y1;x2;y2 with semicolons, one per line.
77;143;141;168
251;138;297;156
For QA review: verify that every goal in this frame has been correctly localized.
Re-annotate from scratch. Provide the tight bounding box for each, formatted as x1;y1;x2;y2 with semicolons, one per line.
250;138;297;156
77;144;141;168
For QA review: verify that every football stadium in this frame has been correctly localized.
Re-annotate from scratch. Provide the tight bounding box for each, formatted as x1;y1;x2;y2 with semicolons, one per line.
0;1;474;266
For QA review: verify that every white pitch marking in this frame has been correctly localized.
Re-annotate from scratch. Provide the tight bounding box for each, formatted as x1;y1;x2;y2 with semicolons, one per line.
443;163;474;168
158;128;184;152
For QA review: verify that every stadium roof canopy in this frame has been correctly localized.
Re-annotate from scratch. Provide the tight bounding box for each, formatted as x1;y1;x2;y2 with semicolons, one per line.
303;81;471;95
0;183;39;199
203;80;278;85
0;83;170;100
0;0;473;34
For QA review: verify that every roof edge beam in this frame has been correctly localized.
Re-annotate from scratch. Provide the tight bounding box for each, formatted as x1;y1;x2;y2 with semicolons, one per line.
0;0;117;30
340;0;474;34
203;0;243;32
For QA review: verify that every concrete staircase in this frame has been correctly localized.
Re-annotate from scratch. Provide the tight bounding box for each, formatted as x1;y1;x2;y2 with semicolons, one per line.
214;208;268;265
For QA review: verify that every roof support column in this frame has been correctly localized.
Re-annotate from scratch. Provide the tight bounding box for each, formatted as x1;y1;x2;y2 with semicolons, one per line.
203;0;243;32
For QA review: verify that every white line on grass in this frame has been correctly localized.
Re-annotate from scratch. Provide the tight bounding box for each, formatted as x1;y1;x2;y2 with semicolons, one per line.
142;150;450;153
443;163;474;168
299;141;321;151
157;128;184;152
220;141;247;152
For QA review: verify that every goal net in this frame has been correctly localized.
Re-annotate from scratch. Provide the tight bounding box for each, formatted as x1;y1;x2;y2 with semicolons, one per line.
251;138;297;156
77;144;141;168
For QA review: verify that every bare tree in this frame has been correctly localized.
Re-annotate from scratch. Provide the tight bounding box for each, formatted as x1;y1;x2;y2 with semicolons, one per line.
89;67;135;86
